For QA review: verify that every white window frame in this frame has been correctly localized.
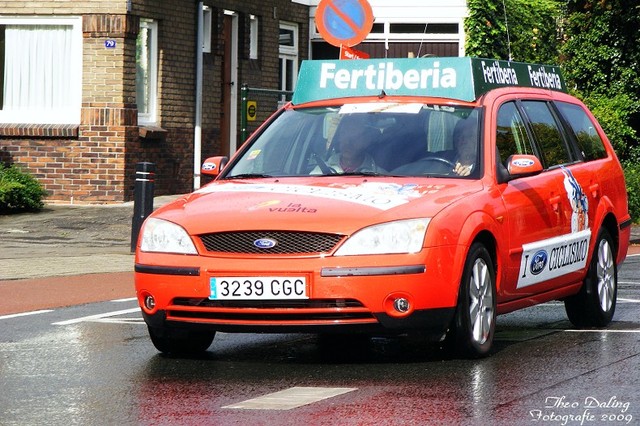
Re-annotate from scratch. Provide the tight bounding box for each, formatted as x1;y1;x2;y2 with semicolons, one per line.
136;19;158;125
0;16;82;125
202;6;212;53
278;22;298;91
249;14;259;60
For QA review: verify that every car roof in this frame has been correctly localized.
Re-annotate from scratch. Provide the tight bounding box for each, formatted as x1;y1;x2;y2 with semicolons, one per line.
292;57;567;106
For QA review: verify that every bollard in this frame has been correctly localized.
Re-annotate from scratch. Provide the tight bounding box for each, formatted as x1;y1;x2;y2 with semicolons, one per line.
130;162;156;253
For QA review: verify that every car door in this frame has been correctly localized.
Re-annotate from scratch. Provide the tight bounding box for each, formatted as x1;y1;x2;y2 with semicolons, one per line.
493;99;567;300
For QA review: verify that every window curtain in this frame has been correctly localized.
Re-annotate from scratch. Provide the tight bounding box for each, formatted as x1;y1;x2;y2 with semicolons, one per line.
3;25;73;110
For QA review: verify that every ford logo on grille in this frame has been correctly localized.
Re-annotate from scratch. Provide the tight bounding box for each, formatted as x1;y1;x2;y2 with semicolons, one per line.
530;250;548;275
254;238;277;249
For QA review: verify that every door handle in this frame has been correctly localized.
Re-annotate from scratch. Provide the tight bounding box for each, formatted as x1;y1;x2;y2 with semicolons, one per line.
589;183;600;198
549;195;561;213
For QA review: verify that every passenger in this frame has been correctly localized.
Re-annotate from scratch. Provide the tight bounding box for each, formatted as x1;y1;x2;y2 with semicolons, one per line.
312;115;385;174
451;118;478;176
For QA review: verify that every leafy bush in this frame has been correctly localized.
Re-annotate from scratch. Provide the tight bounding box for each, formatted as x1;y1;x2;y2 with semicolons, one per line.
579;92;640;161
0;163;47;213
624;162;640;224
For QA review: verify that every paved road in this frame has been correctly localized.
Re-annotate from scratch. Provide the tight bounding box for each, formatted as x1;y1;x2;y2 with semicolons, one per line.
1;198;639;425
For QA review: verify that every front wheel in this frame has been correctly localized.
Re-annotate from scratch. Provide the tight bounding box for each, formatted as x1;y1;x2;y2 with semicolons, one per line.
148;326;215;355
564;229;617;327
446;243;496;358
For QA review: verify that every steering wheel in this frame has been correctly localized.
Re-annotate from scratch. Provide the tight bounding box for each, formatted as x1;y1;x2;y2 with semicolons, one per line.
313;153;337;175
420;156;456;168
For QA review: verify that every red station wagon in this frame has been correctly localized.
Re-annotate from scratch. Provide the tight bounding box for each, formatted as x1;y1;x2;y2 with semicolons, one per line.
134;57;631;358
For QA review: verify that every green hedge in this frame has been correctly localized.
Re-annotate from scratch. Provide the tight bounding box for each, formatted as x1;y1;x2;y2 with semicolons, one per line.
0;163;47;213
624;162;640;224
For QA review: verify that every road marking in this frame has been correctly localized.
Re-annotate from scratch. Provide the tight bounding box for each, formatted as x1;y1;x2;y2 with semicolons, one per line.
619;298;640;303
111;297;137;303
52;308;140;325
566;329;640;334
90;317;145;325
0;309;54;320
223;387;357;410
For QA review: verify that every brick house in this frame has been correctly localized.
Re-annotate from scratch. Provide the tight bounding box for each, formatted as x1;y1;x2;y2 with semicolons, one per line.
0;0;310;203
0;0;466;204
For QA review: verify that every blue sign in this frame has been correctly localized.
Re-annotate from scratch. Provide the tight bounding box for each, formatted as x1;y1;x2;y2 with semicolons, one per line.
315;0;374;47
104;40;117;49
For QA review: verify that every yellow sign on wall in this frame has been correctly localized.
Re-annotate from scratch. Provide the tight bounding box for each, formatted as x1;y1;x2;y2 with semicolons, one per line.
247;101;257;121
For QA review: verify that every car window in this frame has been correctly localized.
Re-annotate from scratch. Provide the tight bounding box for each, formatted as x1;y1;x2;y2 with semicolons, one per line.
521;101;571;168
555;101;607;161
496;101;535;164
224;104;481;178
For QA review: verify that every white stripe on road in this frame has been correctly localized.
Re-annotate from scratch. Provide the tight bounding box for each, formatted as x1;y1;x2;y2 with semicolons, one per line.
619;298;640;303
0;309;54;320
52;308;140;325
90;317;145;325
111;297;137;303
223;387;357;410
566;329;640;334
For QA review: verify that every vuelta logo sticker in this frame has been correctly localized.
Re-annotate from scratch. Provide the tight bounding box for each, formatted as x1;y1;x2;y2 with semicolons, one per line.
530;250;548;275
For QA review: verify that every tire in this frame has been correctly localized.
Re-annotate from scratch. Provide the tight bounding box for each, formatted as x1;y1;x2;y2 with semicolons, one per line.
564;229;617;327
446;243;497;358
148;326;215;355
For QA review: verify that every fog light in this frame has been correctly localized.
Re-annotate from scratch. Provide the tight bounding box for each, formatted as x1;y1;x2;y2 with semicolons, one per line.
393;297;410;313
144;295;156;310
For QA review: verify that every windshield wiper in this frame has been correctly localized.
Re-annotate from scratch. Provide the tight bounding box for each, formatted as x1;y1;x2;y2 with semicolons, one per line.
337;171;386;177
225;173;273;180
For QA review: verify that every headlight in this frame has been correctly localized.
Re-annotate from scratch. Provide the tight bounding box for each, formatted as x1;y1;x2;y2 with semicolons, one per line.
140;218;197;254
334;218;430;256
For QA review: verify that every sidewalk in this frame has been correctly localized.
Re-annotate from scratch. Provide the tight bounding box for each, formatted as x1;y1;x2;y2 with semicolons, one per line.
1;196;639;281
0;195;182;281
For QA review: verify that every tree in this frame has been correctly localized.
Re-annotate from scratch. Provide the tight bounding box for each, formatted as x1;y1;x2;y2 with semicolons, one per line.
560;0;640;161
465;0;562;65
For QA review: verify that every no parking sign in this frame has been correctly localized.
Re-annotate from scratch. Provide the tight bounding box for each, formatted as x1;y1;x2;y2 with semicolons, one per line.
315;0;374;47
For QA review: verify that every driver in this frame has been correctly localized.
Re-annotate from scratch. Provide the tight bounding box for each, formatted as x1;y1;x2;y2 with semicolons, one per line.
451;118;478;176
311;115;386;174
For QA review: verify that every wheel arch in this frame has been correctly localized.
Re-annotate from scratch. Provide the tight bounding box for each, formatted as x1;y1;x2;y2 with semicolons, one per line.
455;212;501;292
592;195;622;261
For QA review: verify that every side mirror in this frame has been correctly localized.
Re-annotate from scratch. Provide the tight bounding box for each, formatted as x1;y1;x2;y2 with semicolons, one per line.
506;154;543;179
201;156;228;177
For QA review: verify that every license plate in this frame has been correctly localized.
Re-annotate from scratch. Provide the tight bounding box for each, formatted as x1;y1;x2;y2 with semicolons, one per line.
209;276;308;300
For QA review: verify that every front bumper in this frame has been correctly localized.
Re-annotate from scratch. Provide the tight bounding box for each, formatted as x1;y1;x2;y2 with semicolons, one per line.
135;245;462;337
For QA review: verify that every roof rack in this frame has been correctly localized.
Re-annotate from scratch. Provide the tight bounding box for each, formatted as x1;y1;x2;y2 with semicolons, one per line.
292;57;565;105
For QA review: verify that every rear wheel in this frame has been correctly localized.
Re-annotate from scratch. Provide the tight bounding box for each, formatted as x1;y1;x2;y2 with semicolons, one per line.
565;229;617;327
148;326;215;355
446;243;496;358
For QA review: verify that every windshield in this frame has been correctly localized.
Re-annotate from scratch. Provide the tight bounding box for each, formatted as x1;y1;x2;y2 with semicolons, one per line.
224;103;481;178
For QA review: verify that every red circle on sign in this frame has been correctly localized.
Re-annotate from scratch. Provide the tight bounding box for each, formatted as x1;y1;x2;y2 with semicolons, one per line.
315;0;374;48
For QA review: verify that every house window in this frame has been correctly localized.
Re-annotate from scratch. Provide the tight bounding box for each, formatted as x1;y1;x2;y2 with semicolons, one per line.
202;6;212;53
249;14;259;60
136;19;158;124
0;17;82;125
279;22;298;92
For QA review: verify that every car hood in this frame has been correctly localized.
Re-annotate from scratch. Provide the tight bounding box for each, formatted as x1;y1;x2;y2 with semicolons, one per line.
153;178;484;235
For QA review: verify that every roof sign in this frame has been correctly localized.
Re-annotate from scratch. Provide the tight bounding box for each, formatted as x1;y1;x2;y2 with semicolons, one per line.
292;57;566;105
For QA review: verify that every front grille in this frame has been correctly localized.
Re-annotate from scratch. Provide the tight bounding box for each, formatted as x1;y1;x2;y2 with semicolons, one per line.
166;298;375;323
198;231;344;254
173;298;364;309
